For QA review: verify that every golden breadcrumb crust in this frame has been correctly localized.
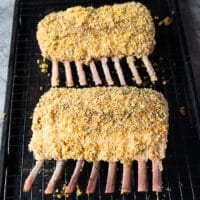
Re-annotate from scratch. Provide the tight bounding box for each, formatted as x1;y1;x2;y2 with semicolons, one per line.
29;87;168;165
37;2;155;63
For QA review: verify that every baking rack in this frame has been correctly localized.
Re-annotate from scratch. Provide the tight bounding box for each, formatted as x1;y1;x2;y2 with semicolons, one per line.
1;0;200;199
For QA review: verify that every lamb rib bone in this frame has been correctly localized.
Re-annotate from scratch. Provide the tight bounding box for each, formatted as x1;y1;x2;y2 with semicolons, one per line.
101;57;114;85
138;160;148;192
64;60;74;87
44;160;65;194
105;162;117;193
75;61;87;86
126;56;142;85
23;160;44;192
89;61;102;85
86;161;101;194
64;160;85;194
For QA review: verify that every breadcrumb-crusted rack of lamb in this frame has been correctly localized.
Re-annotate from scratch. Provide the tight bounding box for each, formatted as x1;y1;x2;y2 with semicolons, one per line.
23;87;168;194
37;2;157;87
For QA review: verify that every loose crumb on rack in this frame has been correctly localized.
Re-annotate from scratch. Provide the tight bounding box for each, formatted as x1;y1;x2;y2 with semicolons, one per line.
1;112;7;120
76;185;82;196
162;80;167;85
158;17;173;26
53;184;70;199
154;16;159;20
179;106;186;116
40;63;48;73
37;58;48;73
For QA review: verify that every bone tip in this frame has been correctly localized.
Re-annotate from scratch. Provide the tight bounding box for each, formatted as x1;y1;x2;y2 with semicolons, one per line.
64;186;73;194
105;187;114;194
97;80;103;86
107;80;114;86
44;185;54;194
121;83;127;86
151;75;158;83
153;186;162;192
138;186;148;192
79;82;87;86
94;80;102;86
51;78;59;87
23;185;30;193
86;188;94;195
23;178;33;192
66;82;74;87
136;80;142;85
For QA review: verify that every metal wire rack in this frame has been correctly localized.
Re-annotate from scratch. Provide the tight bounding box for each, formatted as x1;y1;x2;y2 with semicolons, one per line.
1;0;200;199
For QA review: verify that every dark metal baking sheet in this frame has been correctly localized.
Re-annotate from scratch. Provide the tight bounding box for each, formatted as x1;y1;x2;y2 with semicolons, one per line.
1;0;200;199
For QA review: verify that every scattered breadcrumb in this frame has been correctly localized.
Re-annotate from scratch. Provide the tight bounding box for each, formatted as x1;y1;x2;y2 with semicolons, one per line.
165;187;172;192
162;80;167;85
37;59;49;73
39;86;43;91
1;112;7;120
154;16;159;20
56;193;63;199
53;184;70;198
40;63;48;73
76;185;82;196
158;17;173;26
179;106;186;116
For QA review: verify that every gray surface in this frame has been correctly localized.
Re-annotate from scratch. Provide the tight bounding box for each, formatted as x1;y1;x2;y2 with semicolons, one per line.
0;0;15;146
0;1;199;136
178;0;200;104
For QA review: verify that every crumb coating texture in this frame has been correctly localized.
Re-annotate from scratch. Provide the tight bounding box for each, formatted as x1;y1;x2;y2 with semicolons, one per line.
37;2;155;63
30;87;168;165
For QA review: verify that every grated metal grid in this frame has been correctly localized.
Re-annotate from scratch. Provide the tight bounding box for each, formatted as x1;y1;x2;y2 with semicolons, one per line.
1;0;200;199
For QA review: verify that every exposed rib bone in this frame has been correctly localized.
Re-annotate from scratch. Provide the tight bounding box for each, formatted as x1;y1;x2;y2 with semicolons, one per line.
138;160;148;192
64;60;74;87
101;57;114;85
112;56;127;86
44;161;65;194
126;56;142;85
51;60;59;86
86;161;101;194
152;161;162;192
65;160;85;194
75;61;87;86
89;61;102;85
105;162;117;193
142;55;158;82
23;160;44;192
121;163;132;193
